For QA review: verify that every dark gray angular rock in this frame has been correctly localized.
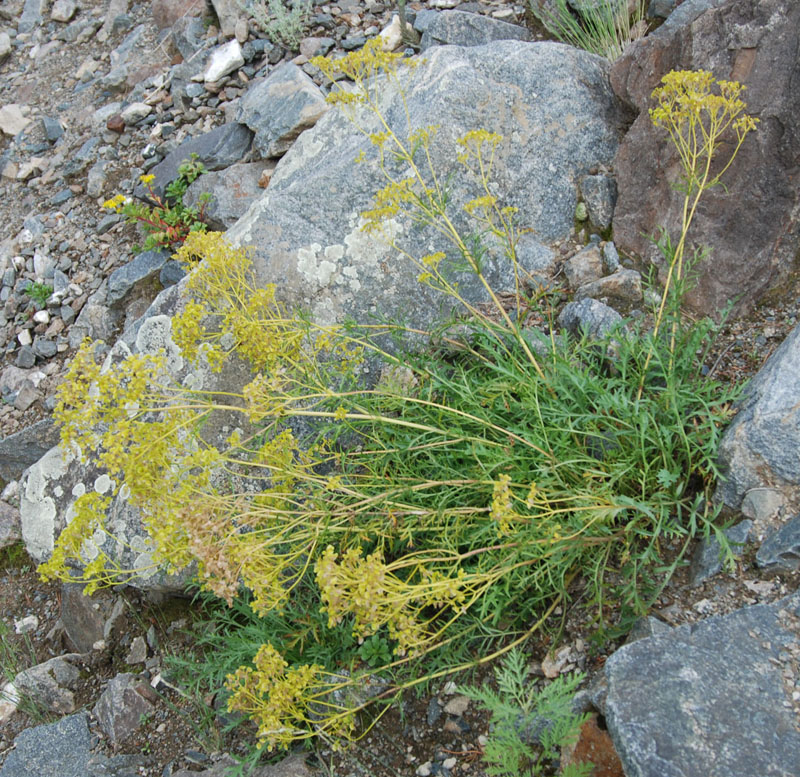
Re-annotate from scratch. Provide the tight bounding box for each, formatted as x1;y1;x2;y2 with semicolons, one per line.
97;214;121;235
605;591;800;777
170;16;207;61
106;250;170;308
756;515;800;574
61;137;100;180
135;123;253;203
237;63;329;160
716;322;800;510
93;673;154;746
413;9;439;34
625;615;672;643
0;712;92;777
49;189;73;206
602;241;620;272
60;583;122;652
420;9;531;50
605;594;800;777
648;0;678;18
342;35;367;51
41;116;63;143
579;173;617;231
32;337;57;359
689;519;753;585
52;268;69;294
0;419;60;482
159;259;186;288
14;345;36;369
67;292;121;349
558;298;623;339
184;161;275;230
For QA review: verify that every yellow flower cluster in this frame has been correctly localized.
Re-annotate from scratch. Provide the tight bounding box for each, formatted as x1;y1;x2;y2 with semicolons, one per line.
649;70;758;194
310;37;419;106
101;193;129;211
361;177;417;234
39;492;111;584
315;545;473;656
490;474;516;536
226;643;326;751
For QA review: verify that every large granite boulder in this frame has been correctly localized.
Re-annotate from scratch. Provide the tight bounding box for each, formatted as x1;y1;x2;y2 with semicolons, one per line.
229;40;627;331
419;9;532;50
0;713;93;777
610;0;800;318
605;591;800;777
716;322;800;511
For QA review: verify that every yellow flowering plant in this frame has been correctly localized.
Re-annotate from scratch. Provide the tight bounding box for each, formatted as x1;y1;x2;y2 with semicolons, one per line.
639;69;758;395
44;53;754;765
102;153;211;254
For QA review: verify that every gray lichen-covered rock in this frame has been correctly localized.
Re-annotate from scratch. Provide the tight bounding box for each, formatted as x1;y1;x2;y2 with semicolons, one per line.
419;9;532;50
605;591;800;777
716;322;800;510
229;41;625;331
237;63;329;160
20;311;199;593
756;514;800;574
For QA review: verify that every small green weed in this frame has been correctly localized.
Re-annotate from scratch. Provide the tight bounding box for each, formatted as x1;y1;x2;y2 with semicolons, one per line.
0;618;53;724
24;282;53;309
0;542;32;573
103;153;210;254
243;0;310;49
461;649;591;777
358;635;392;669
530;0;648;61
